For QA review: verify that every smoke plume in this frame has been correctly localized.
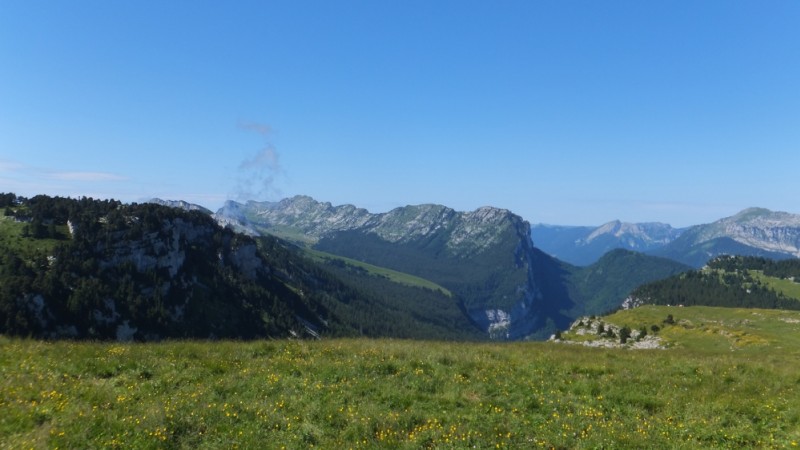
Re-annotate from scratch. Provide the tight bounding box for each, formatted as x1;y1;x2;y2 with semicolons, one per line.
234;121;283;201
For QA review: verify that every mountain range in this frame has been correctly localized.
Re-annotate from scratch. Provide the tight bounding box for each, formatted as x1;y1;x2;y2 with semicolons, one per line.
3;192;798;342
214;196;689;339
533;207;800;268
532;221;683;266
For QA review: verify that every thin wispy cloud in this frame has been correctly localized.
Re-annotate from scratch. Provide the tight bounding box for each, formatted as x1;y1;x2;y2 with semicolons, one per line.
0;160;25;172
238;121;272;136
0;158;131;201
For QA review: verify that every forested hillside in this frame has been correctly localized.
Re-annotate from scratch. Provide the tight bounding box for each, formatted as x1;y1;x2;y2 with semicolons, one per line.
628;256;800;310
0;194;482;341
566;249;690;316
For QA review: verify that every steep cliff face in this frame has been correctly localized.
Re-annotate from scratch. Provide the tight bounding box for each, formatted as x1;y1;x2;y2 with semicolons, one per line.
216;196;566;339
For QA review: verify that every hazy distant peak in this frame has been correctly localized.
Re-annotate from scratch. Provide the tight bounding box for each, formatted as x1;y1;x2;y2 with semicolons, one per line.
532;220;682;266
726;207;800;225
583;220;678;245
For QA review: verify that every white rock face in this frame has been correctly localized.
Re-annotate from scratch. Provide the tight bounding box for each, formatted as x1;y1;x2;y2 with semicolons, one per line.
99;218;216;278
485;309;511;333
695;208;800;257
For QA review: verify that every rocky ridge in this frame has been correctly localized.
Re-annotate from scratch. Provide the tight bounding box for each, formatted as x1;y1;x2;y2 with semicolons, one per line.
216;195;554;339
692;208;800;257
218;195;527;258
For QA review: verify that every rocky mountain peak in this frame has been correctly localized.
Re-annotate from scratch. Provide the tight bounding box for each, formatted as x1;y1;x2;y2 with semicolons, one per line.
700;208;800;257
214;197;532;257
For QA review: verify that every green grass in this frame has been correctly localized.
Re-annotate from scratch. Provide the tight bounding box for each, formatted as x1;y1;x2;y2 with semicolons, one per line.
750;270;800;301
3;306;800;449
304;248;452;297
0;216;66;258
600;305;800;354
252;224;453;296
255;224;319;246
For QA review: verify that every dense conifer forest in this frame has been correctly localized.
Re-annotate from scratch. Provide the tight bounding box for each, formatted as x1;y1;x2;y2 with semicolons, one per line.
630;256;800;310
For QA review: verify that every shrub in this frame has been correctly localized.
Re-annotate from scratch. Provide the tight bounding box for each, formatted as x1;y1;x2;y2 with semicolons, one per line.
618;327;630;343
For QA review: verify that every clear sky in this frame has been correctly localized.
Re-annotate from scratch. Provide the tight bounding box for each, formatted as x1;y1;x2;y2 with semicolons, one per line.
1;1;798;227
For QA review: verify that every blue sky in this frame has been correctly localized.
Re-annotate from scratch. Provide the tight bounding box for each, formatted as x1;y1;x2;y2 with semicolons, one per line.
1;1;798;227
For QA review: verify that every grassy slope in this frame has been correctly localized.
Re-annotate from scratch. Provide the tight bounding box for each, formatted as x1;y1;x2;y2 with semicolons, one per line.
2;305;800;449
702;267;800;302
304;248;453;297
750;270;800;300
604;305;800;354
0;215;66;258
251;224;454;297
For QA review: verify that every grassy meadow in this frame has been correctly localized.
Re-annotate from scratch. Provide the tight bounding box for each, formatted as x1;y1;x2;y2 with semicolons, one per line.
2;306;800;449
304;248;452;297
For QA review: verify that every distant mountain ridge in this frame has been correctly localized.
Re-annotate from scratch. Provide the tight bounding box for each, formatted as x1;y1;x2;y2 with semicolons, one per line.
534;208;800;268
651;208;800;267
532;221;682;266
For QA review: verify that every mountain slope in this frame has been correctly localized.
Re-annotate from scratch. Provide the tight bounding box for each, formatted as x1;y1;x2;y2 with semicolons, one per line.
217;196;689;339
626;256;800;311
567;249;691;315
0;194;483;341
532;221;682;266
218;196;565;339
650;208;800;267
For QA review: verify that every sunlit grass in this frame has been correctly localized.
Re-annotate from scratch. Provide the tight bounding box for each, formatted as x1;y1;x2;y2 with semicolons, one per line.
304;248;452;296
0;215;66;257
2;307;800;448
750;270;800;301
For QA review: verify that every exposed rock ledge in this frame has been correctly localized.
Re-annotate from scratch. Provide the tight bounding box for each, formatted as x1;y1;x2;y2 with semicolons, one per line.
550;316;666;350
